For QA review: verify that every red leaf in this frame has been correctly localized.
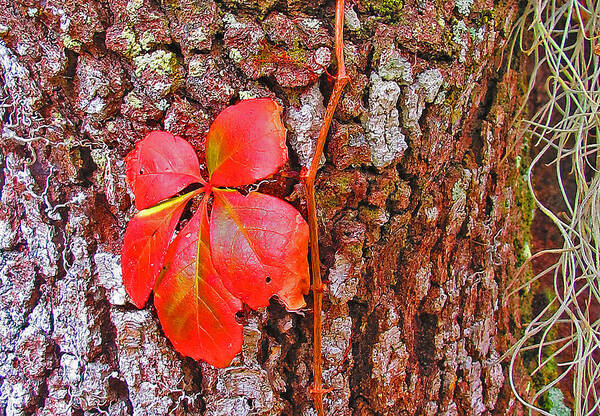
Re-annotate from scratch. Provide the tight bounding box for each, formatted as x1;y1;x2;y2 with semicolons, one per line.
121;191;198;308
154;195;243;367
206;99;288;187
210;189;310;310
125;131;205;210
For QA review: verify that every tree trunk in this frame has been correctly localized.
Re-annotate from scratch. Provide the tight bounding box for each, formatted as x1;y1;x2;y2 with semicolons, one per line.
0;0;530;415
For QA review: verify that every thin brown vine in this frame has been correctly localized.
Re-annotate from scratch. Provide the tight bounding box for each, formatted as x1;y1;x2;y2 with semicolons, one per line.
303;1;349;415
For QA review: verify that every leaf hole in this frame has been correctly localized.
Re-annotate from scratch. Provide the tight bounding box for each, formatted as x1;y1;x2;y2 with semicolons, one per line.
266;275;271;283
235;311;244;324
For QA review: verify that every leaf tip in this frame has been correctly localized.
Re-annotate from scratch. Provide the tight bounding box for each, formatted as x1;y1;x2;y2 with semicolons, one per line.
280;293;307;311
205;98;289;187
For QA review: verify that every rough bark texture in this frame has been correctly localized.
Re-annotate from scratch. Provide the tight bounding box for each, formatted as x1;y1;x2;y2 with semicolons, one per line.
0;0;529;415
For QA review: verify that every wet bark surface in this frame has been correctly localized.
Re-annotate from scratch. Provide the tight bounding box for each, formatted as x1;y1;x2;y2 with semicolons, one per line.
0;0;529;415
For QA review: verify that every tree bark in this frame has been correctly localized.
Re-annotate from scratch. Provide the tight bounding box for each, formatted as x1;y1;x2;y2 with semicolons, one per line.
0;0;529;415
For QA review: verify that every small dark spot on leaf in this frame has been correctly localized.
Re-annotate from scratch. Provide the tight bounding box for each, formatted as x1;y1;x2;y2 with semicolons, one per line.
266;275;271;283
139;168;144;174
235;311;244;324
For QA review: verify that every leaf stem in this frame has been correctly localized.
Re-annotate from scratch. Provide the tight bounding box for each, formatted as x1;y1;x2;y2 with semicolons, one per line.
303;1;349;415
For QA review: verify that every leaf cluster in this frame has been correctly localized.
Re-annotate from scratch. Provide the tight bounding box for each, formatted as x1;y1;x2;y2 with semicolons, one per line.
121;98;310;367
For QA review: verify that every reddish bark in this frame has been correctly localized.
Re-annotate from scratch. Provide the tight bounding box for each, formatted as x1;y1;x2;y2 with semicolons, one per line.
0;0;528;415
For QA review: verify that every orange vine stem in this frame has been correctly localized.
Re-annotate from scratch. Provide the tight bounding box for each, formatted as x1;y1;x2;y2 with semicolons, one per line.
304;0;349;415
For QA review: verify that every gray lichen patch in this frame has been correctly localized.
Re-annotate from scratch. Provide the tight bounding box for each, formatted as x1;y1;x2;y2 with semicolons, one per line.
459;358;486;414
132;50;178;76
3;156;58;278
456;0;474;15
2;381;32;416
399;84;424;133
328;252;360;304
370;327;409;394
19;218;57;279
111;308;189;416
322;315;352;414
94;251;128;306
378;48;413;84
204;368;282;415
52;238;106;362
322;316;352;365
0;40;44;144
185;55;239;110
74;55;127;120
57;355;115;411
0;204;19;250
0;252;38;351
286;83;326;168
0;40;42;113
452;20;470;63
344;4;361;31
416;69;444;103
398;69;444;135
363;73;407;168
201;316;286;415
14;312;53;380
132;50;184;100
